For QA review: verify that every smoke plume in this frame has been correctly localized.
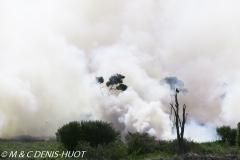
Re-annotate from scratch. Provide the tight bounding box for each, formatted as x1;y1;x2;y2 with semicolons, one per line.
0;0;240;142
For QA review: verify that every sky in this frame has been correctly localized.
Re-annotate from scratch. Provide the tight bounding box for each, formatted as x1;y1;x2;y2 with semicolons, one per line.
0;0;240;142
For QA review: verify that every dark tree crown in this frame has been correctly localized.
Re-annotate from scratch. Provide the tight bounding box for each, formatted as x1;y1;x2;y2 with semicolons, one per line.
106;74;125;87
96;73;128;96
116;84;128;91
96;77;104;84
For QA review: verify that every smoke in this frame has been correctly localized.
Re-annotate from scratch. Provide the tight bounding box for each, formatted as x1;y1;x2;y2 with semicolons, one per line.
161;77;188;93
0;0;240;142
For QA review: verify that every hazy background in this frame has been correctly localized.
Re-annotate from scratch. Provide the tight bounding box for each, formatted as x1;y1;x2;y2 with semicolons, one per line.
0;0;240;142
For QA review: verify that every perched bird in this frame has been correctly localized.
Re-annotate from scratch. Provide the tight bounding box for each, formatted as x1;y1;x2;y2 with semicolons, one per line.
176;88;179;93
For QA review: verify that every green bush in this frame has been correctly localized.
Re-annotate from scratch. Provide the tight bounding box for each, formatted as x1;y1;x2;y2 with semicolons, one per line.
183;139;200;153
157;138;200;155
216;125;236;146
79;120;120;147
125;132;158;155
56;120;120;151
157;139;178;155
56;121;81;151
76;141;127;160
236;122;240;147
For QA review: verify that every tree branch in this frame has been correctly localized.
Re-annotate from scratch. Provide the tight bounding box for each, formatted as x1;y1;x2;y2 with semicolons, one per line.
100;86;106;96
170;103;182;128
108;84;117;96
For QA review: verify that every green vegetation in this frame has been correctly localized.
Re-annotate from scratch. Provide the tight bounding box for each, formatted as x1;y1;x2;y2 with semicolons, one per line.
56;121;82;151
1;120;240;159
236;122;240;147
0;140;64;160
216;125;236;146
54;120;240;159
125;132;158;156
56;120;120;151
96;73;128;96
0;137;239;160
216;122;240;146
76;141;127;160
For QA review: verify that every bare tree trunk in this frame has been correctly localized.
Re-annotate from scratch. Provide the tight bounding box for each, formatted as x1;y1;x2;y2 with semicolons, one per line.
170;91;187;155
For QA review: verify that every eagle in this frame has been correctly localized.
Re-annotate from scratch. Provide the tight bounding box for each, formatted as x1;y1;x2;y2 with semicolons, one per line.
176;88;179;93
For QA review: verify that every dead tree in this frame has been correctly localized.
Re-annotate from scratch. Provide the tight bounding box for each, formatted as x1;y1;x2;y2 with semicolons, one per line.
170;89;187;155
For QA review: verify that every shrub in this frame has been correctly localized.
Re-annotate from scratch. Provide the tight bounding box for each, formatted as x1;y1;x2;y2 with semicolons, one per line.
79;120;120;147
76;141;127;160
56;120;120;151
75;141;95;159
157;139;178;155
236;122;240;147
216;125;236;146
125;132;158;155
183;139;200;153
157;138;199;155
56;121;81;151
229;128;237;146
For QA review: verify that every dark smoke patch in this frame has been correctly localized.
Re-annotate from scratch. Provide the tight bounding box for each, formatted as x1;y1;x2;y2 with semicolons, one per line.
220;92;226;99
161;77;189;94
220;83;228;100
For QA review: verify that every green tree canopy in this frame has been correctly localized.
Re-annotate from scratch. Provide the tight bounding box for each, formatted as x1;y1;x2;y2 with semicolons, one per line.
216;125;236;146
236;122;240;146
56;120;120;151
96;73;128;96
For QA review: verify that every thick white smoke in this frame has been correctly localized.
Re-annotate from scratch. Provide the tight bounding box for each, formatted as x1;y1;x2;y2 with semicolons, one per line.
0;0;239;142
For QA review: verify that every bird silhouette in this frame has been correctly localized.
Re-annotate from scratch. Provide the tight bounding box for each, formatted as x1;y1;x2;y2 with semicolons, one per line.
176;88;179;93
